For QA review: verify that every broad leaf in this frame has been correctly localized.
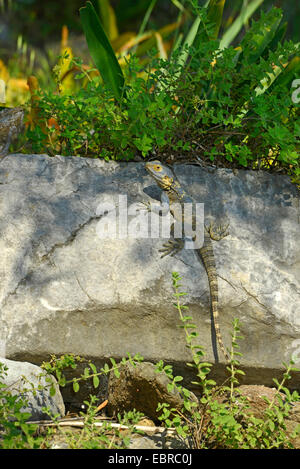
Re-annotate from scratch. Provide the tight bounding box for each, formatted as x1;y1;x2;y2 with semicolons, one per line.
80;1;125;101
92;0;119;41
207;0;225;40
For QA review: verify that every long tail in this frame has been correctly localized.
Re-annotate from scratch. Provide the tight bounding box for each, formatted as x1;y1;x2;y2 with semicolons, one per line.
198;234;230;362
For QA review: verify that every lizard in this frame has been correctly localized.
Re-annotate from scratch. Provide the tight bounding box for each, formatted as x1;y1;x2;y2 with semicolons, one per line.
144;160;230;362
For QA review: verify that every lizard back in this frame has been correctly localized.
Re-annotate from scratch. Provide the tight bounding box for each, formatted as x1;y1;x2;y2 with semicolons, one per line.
145;160;229;362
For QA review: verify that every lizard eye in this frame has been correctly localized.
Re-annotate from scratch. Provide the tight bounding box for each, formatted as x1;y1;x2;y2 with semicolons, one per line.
153;165;162;172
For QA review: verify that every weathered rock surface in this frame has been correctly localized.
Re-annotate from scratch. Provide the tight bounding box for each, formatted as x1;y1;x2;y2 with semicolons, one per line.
0;107;24;156
107;361;198;422
128;431;188;450
0;153;299;388
0;357;65;421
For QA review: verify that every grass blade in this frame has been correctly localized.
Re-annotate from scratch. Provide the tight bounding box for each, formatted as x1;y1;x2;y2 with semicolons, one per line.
176;16;201;68
220;0;264;49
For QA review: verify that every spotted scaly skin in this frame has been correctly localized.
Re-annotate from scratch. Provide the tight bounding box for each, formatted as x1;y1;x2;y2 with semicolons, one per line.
145;160;230;362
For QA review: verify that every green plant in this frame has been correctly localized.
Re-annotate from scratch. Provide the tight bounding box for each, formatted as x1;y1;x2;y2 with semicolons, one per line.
80;1;125;101
40;395;144;449
0;362;43;449
0;353;145;449
60;395;116;449
172;5;299;178
41;352;144;394
22;3;299;185
156;272;300;449
23;54;179;159
40;353;146;449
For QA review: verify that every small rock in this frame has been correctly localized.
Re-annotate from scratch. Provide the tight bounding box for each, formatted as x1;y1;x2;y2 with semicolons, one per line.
0;106;24;155
0;357;65;421
107;361;198;422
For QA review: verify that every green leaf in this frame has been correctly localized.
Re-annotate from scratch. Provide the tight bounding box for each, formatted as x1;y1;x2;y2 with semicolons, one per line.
240;8;283;65
207;0;225;40
173;10;201;73
183;400;192;412
73;381;80;393
173;375;183;382
167;382;174;392
92;0;118;41
266;21;287;53
93;375;100;388
176;425;187;437
272;56;300;89
110;357;117;367
268;420;275;432
58;375;66;387
220;0;264;49
79;1;125;101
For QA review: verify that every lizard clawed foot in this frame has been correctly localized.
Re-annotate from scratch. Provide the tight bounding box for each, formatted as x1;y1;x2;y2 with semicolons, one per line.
205;221;230;241
159;238;184;258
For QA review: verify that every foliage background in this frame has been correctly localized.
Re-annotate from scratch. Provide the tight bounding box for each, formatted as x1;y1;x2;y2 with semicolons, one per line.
1;0;299;52
0;0;299;183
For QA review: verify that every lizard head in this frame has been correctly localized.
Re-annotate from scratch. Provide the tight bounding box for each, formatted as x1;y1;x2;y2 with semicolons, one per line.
145;160;174;190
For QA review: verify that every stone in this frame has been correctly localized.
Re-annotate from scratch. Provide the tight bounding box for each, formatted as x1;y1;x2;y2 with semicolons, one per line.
0;153;298;389
107;361;198;422
0;357;65;421
128;432;189;450
0;107;24;155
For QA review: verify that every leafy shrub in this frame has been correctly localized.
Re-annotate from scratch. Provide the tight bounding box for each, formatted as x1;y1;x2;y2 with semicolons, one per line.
155;272;300;449
0;362;42;449
1;273;299;449
23;5;299;184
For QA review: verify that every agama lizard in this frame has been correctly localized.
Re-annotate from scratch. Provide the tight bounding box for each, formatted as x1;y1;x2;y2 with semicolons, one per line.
145;160;230;362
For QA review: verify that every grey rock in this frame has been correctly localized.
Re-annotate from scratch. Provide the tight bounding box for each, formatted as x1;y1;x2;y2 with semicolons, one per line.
107;361;198;422
0;107;24;156
0;154;299;388
129;432;189;450
0;357;65;421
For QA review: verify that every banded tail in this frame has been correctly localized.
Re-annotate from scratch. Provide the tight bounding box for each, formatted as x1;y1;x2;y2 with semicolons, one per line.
198;232;230;362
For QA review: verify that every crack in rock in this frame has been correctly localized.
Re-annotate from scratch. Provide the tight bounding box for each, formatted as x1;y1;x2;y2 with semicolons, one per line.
40;215;102;262
0;215;103;308
241;285;269;311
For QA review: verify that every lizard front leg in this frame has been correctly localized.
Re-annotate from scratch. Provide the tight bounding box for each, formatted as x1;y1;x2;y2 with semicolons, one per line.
159;221;185;258
205;221;229;241
137;191;170;217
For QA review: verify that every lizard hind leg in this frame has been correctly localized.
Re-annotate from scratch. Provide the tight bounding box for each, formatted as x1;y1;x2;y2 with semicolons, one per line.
205;221;229;241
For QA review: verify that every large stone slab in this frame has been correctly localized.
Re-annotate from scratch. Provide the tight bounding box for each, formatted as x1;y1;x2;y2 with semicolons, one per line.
0;154;299;387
